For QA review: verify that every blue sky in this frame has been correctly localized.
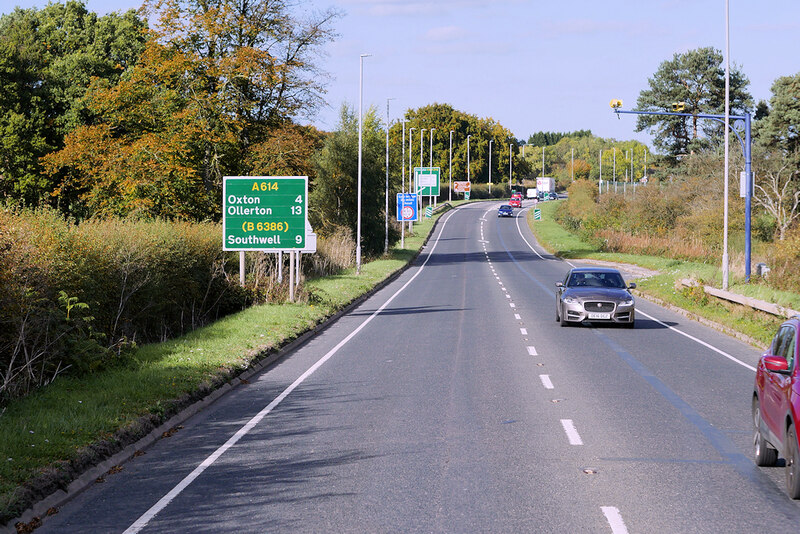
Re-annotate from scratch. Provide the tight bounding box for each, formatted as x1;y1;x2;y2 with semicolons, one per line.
6;0;800;146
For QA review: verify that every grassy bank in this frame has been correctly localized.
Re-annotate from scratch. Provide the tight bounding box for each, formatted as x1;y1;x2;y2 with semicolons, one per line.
0;207;450;525
528;200;787;347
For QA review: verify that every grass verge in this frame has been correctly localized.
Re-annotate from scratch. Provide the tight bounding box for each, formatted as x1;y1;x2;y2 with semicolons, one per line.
0;207;449;526
528;200;786;348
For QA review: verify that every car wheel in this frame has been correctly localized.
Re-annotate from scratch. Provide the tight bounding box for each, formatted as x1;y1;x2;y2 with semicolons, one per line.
787;425;800;498
752;398;777;466
559;306;569;327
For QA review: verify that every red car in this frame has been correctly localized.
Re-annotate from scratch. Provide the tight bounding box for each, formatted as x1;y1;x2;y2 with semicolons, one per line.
509;194;522;208
753;316;800;497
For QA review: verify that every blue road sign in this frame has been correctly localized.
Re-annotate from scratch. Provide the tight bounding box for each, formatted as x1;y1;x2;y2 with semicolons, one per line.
397;193;418;221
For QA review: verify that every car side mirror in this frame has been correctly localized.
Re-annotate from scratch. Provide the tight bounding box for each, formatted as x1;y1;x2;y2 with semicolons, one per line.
628;282;637;289
763;355;791;374
555;282;563;288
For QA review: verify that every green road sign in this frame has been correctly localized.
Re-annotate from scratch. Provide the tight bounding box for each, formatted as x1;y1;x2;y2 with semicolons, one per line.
464;191;470;200
425;205;433;218
534;208;542;220
414;167;440;196
223;176;307;250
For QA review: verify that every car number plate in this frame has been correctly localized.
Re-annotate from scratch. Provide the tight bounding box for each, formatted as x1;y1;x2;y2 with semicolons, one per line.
587;312;611;319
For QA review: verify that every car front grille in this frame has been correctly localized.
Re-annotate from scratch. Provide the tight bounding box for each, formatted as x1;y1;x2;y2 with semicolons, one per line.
583;301;615;312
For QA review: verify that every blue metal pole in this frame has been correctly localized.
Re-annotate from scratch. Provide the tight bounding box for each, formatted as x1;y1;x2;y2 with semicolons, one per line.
614;108;753;282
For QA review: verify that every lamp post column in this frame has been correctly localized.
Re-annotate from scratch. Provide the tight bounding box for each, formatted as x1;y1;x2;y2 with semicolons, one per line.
429;128;436;206
488;140;493;195
509;143;513;194
385;97;395;255
356;53;370;274
467;135;471;183
449;130;453;202
408;127;415;232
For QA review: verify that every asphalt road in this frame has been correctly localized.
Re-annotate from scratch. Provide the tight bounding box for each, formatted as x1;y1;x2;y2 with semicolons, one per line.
36;201;800;533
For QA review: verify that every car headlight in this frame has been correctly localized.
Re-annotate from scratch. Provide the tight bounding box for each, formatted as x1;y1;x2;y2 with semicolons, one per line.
563;296;577;304
621;298;634;306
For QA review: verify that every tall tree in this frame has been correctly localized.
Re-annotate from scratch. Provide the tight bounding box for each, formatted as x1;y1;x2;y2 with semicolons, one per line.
635;47;751;159
0;1;146;208
756;72;800;174
310;104;397;257
44;0;339;219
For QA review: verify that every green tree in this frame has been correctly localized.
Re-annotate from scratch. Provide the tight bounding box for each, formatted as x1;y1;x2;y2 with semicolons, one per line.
0;1;146;208
635;47;751;159
311;104;397;257
44;0;338;219
756;72;800;173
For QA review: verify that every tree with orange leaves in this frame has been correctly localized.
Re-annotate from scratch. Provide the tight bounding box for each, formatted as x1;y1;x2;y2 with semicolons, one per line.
44;0;339;220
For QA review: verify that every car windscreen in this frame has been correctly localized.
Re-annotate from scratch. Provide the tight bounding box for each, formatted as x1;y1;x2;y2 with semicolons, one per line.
566;271;626;288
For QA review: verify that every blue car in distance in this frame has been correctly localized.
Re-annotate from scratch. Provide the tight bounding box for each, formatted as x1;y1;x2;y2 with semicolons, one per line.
498;205;514;217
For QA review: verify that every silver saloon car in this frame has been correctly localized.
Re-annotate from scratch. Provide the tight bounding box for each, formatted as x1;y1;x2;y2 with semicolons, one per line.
555;267;636;328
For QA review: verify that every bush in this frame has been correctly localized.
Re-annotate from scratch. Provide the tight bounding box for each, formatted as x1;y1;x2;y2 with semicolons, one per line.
0;207;249;404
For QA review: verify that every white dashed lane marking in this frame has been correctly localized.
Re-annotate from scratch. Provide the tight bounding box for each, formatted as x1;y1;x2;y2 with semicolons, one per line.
539;374;554;389
561;419;583;445
527;346;537;356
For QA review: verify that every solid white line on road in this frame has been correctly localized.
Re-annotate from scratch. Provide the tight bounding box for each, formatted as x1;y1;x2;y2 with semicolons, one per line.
520;328;528;335
122;205;462;533
515;314;522;320
561;419;583;445
514;212;576;267
601;506;629;534
539;374;554;389
527;346;537;356
636;310;756;372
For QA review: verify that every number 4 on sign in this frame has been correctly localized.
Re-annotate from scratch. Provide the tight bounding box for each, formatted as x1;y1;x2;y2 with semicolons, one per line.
295;195;303;203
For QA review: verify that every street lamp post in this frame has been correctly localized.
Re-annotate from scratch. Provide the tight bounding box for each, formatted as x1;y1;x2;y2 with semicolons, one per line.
429;128;435;166
571;148;574;181
467;135;471;183
356;53;370;275
488;140;493;194
385;97;395;255
419;128;425;213
509;143;513;193
408;127;415;231
429;128;436;206
449;130;453;202
401;120;406;248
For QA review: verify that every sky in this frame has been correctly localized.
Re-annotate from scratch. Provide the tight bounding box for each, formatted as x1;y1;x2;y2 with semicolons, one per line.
5;0;800;147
